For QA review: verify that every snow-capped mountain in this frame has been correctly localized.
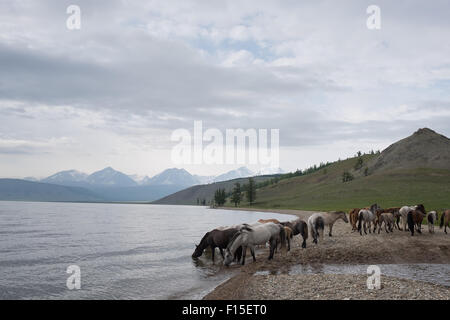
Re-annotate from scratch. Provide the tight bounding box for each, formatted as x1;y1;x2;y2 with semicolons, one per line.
142;168;199;186
86;167;137;187
213;167;254;182
41;169;88;186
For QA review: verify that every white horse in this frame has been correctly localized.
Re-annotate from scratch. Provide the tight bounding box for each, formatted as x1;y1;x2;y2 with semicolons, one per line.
307;214;325;244
427;211;437;233
311;211;348;237
223;222;285;266
399;204;426;231
357;204;379;235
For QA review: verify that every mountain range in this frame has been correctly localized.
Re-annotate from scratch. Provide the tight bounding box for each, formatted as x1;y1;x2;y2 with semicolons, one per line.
3;166;274;202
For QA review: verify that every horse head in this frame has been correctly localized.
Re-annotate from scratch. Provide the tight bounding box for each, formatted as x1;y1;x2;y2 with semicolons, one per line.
336;211;348;223
191;232;210;258
223;248;233;267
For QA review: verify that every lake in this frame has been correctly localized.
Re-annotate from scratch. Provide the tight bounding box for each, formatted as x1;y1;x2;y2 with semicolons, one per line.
0;201;296;299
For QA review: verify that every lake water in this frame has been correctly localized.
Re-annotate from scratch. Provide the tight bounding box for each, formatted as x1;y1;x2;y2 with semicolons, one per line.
0;201;296;299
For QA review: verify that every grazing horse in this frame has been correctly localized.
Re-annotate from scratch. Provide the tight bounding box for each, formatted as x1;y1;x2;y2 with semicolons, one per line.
427;211;438;233
399;204;426;231
307;214;325;244
440;209;450;234
377;212;395;233
280;219;308;249
407;209;426;236
357;204;380;235
223;223;286;266
258;218;281;224
349;208;360;232
192;228;242;263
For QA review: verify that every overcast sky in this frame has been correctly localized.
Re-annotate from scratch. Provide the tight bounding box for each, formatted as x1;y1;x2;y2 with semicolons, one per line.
1;0;450;178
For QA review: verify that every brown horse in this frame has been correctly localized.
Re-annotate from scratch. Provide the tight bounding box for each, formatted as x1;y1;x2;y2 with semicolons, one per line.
192;228;242;262
440;209;450;234
349;208;360;232
258;218;281;224
374;207;401;231
280;218;308;248
407;209;426;236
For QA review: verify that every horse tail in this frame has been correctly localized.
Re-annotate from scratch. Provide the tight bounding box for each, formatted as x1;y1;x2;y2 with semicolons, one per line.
315;216;324;239
302;221;308;240
357;211;363;232
440;211;445;228
427;213;433;224
407;211;415;234
279;225;286;249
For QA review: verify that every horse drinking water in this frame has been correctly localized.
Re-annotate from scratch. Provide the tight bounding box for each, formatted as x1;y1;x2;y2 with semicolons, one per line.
192;227;242;263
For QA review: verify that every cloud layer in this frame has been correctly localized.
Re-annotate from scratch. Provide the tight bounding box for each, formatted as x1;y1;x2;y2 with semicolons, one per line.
1;0;450;177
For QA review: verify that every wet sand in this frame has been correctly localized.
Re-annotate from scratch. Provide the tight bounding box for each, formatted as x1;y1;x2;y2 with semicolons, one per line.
203;208;450;300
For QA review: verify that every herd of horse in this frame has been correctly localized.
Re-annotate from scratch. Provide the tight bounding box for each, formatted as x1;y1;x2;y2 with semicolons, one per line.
192;207;450;266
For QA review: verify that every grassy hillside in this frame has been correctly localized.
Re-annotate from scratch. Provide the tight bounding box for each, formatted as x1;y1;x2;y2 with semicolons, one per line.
228;154;450;212
153;175;278;205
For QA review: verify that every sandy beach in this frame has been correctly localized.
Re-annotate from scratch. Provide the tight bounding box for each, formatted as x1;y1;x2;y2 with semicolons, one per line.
203;208;450;300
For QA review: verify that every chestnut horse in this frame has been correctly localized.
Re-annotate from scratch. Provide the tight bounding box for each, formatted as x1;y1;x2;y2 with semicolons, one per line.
349;208;360;232
440;209;450;234
258;218;281;224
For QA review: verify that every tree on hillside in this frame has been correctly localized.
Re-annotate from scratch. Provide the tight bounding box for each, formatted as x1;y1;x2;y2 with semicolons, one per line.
231;183;242;207
354;156;363;170
214;188;226;206
246;177;256;205
342;171;354;182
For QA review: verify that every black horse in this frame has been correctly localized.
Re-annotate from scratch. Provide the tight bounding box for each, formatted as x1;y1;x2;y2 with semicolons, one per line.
280;219;308;249
192;228;242;263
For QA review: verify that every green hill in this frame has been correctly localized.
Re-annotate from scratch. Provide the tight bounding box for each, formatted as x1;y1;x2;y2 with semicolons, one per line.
228;128;450;212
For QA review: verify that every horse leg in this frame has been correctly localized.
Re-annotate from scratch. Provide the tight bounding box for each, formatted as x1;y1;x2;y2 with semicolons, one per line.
287;236;291;251
241;246;247;265
211;246;215;263
250;246;256;262
329;224;333;237
364;222;367;235
219;248;224;259
302;235;307;248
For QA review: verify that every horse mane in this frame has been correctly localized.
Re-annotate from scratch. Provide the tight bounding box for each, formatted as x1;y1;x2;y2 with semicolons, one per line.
227;231;242;250
415;204;426;214
198;231;210;245
240;224;253;232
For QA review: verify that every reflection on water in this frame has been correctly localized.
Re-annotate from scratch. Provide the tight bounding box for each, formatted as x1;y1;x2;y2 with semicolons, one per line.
255;263;450;287
0;201;296;300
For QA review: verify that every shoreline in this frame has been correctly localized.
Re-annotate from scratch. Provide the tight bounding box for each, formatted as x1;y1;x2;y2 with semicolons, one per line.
203;207;450;300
